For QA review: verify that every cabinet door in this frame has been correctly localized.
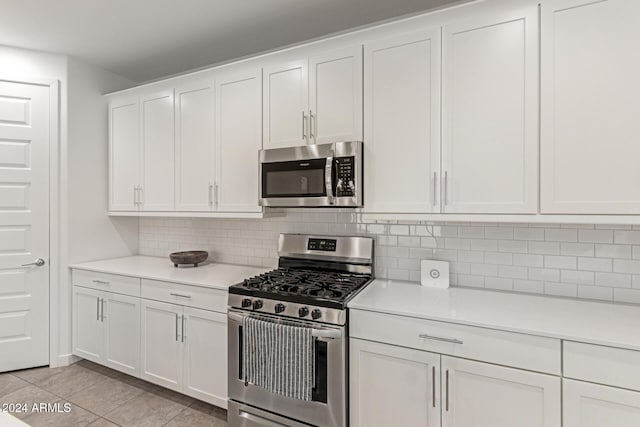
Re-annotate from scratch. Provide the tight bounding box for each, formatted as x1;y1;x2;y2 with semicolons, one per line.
442;6;539;213
109;97;140;211
175;82;215;211
564;379;640;427
364;30;441;213
103;292;140;376
215;69;262;213
263;59;309;149
541;0;640;213
141;89;175;211
72;286;103;363
182;307;227;408
350;338;440;427
442;356;561;427
309;46;363;144
140;299;182;391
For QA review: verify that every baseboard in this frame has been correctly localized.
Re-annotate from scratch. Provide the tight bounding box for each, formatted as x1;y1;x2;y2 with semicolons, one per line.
51;353;81;368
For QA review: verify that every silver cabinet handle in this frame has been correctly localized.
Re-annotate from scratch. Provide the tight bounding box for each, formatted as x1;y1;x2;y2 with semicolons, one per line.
444;171;449;205
22;258;45;267
433;172;437;206
301;111;307;142
175;314;180;342
418;334;463;345
169;293;192;299
101;298;107;321
446;369;450;411
92;280;109;285
96;297;100;321
208;182;213;207
214;183;219;207
133;185;137;205
432;365;436;408
309;109;315;143
181;316;186;343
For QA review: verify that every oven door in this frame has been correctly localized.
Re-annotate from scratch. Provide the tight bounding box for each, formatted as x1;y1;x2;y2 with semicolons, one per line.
228;309;346;427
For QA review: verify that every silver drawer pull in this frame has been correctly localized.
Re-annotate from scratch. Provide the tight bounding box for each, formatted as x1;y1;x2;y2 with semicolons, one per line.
419;333;463;345
169;293;192;299
92;280;109;285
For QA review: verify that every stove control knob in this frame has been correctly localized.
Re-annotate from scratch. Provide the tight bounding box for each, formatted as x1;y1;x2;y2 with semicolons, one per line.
241;298;252;308
311;309;322;320
298;306;309;317
252;300;263;310
274;303;286;313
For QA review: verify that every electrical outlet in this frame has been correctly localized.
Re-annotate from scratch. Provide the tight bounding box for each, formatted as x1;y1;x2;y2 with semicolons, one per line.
420;260;449;288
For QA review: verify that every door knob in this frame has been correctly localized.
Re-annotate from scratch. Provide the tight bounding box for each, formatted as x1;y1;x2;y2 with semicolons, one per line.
22;258;46;267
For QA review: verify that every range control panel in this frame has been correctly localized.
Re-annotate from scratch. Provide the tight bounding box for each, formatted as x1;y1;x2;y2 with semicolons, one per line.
308;238;337;252
335;156;355;197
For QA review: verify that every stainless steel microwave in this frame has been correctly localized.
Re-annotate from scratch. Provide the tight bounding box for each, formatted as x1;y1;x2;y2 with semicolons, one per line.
259;141;363;207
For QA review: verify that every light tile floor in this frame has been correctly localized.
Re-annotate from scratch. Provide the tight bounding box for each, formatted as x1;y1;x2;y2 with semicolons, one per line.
0;360;227;426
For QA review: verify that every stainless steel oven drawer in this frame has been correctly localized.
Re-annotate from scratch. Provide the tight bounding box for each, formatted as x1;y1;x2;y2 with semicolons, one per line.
228;401;311;427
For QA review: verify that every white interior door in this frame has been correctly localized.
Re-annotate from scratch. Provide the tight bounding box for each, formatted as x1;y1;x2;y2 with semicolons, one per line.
442;6;539;213
0;80;50;372
263;59;309;149
309;46;363;144
216;68;262;213
363;30;441;213
175;81;215;212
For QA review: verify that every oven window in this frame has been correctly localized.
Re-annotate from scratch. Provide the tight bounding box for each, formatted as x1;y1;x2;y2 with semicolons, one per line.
262;159;327;198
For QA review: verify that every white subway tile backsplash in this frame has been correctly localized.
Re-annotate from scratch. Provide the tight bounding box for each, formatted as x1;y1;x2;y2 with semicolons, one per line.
139;214;640;305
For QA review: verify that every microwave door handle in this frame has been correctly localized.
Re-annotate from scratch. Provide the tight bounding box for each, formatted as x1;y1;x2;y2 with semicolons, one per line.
325;156;334;203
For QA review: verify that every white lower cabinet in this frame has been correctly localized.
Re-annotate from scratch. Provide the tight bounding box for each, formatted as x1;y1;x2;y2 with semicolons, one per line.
442;356;561;427
140;299;228;407
563;379;640;427
350;338;441;427
72;286;140;376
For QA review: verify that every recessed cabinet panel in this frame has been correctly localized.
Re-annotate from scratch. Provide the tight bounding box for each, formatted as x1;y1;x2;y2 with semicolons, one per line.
109;98;139;211
72;287;103;363
442;356;561;427
141;90;175;211
175;83;215;212
350;338;440;427
141;299;182;391
309;46;363;144
216;69;262;213
104;293;140;376
263;60;309;149
563;379;640;427
442;7;539;213
364;30;441;213
541;0;640;213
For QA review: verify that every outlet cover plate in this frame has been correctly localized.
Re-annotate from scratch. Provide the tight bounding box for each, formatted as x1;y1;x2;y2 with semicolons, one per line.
420;260;450;288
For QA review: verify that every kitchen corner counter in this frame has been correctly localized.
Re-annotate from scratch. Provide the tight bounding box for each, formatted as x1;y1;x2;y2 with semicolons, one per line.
69;255;269;290
349;279;640;352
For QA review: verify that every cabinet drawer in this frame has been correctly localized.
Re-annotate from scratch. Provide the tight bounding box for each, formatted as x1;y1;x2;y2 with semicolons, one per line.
141;279;227;313
350;309;561;374
72;269;141;297
564;341;640;392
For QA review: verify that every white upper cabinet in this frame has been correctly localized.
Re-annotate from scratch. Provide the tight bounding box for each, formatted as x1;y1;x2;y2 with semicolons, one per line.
309;46;363;144
541;0;640;214
263;59;309;149
442;6;539;214
141;89;175;211
442;356;561;427
364;30;441;213
109;97;140;212
174;82;215;212
216;69;262;213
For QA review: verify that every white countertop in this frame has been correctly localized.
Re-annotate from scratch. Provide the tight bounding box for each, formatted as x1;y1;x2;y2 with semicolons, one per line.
349;279;640;351
70;256;269;290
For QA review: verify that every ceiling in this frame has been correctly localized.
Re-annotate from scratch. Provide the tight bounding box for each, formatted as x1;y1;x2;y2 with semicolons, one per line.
0;0;463;82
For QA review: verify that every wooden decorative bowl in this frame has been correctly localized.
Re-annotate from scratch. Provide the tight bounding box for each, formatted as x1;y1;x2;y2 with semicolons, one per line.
169;251;208;267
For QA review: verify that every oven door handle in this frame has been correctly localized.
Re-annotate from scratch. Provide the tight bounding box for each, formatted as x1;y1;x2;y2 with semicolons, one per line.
325;155;334;203
228;310;342;339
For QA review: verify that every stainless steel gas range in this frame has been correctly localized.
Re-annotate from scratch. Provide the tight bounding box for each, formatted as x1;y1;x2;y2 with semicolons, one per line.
227;233;374;427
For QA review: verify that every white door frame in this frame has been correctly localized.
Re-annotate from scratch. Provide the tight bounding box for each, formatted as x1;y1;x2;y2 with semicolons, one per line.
0;77;61;368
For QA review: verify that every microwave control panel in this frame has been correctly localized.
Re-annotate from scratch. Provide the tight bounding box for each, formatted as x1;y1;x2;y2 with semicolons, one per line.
335;156;355;197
